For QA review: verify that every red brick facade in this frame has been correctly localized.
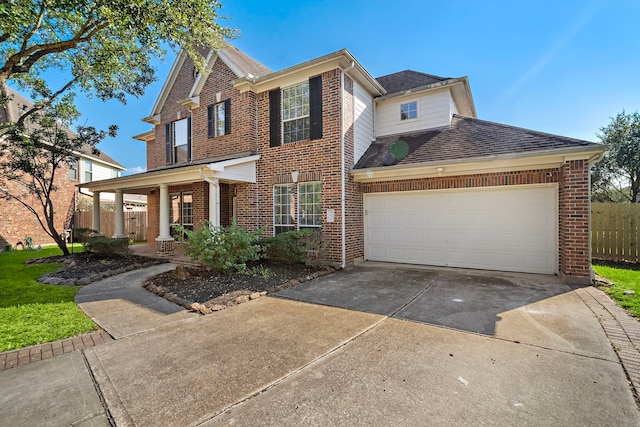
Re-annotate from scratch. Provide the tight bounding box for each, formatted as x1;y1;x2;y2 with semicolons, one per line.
1;163;76;249
141;51;595;283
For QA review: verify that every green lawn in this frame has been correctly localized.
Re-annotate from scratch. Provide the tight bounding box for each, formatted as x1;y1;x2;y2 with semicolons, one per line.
593;261;640;318
0;246;96;352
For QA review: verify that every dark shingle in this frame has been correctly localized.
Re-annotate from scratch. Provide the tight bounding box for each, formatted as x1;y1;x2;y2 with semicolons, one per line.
1;85;124;169
220;42;272;78
354;115;601;169
375;70;451;95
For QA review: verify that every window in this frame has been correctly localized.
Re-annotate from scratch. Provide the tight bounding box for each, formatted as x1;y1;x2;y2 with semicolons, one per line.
400;101;418;120
269;75;323;147
169;192;193;236
165;117;191;164
273;182;322;235
282;82;310;144
298;182;322;229
111;168;119;178
84;159;92;182
207;99;231;138
274;184;296;234
68;157;78;180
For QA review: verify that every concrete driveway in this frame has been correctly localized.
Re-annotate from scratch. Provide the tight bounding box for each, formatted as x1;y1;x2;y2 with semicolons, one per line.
2;263;638;426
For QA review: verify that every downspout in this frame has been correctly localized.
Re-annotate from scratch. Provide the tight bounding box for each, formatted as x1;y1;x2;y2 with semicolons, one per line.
340;61;355;268
199;168;220;227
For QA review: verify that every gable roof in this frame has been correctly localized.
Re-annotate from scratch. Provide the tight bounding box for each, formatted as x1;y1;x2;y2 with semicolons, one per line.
1;85;125;170
145;42;272;121
376;70;451;95
354;114;604;170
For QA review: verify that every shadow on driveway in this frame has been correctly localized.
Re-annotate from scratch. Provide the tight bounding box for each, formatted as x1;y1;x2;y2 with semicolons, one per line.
276;263;574;336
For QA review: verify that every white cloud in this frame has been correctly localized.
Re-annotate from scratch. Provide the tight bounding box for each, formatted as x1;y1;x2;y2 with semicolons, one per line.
123;166;146;176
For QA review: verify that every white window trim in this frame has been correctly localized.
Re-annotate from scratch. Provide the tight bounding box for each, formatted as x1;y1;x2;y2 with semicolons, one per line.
214;102;226;137
282;81;310;144
273;182;322;235
399;100;419;122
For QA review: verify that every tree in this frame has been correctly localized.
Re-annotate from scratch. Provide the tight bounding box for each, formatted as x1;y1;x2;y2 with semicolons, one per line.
0;98;116;255
592;111;640;203
0;0;236;254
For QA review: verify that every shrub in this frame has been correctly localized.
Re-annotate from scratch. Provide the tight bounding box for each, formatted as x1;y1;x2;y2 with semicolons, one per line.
176;222;263;274
261;229;328;266
85;236;131;257
73;228;97;249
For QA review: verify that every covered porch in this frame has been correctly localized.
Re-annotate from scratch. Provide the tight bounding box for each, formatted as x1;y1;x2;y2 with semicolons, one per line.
79;154;259;256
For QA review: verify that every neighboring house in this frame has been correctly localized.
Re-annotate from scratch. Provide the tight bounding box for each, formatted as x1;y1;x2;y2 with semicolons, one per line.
0;86;143;248
81;43;606;284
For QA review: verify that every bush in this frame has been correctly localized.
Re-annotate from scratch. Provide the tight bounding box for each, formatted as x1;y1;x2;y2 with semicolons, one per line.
73;228;97;249
261;229;327;266
85;236;130;257
176;222;263;274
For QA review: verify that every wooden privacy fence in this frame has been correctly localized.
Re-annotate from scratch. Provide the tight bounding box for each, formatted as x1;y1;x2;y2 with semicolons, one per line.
74;211;147;242
591;203;640;262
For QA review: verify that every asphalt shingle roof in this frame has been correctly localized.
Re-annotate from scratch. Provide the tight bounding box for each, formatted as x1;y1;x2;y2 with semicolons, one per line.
375;70;451;94
220;42;272;78
1;85;125;169
354;114;602;169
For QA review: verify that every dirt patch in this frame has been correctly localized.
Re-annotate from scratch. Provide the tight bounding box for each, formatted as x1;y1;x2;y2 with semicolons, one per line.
145;261;334;314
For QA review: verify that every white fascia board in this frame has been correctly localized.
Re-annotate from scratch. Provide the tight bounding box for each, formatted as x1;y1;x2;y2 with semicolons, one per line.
206;154;261;171
233;49;385;96
217;50;246;79
147;51;188;118
133;130;155;142
351;147;607;183
188;51;219;101
73;151;125;171
80;155;261;192
375;77;476;118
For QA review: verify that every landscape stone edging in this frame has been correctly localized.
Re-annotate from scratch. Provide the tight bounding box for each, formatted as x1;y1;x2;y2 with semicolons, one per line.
29;257;167;286
143;266;336;315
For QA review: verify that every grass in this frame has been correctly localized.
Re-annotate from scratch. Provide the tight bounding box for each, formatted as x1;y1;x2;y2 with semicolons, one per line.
593;261;640;318
0;245;96;352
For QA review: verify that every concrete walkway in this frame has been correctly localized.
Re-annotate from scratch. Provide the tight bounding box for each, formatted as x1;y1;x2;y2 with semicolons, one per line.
0;264;639;426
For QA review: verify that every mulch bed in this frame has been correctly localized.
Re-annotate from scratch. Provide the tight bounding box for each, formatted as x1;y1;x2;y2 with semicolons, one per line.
30;252;167;286
145;261;334;314
30;252;334;313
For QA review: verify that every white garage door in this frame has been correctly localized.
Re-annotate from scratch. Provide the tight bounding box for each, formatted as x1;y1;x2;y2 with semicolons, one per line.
365;185;557;274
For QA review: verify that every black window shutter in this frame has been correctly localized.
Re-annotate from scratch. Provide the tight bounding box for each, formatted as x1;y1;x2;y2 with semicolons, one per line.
269;89;281;147
207;104;214;138
187;116;192;161
224;98;231;135
165;123;172;164
309;75;323;140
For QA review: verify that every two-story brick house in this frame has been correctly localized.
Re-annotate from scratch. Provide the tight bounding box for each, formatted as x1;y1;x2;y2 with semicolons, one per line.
82;43;606;284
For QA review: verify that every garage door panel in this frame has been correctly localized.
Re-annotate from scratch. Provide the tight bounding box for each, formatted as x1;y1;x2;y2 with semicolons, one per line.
365;186;557;275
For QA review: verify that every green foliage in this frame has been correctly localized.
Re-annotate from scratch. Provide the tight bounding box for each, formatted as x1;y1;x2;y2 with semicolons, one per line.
0;246;95;352
592;111;640;203
1;0;237;109
73;227;97;249
85;236;130;256
593;261;640;318
176;222;263;274
261;229;327;266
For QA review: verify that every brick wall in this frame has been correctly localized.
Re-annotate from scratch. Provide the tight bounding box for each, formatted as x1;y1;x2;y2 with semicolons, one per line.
1;162;76;248
559;159;591;284
254;70;345;265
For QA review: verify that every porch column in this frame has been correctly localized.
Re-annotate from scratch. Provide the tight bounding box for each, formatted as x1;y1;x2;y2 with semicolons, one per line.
209;179;220;227
92;191;101;233
157;183;172;240
155;183;175;257
112;189;127;239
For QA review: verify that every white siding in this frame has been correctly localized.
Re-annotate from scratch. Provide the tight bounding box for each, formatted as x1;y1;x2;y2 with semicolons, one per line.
375;88;453;138
92;161;117;181
353;82;374;165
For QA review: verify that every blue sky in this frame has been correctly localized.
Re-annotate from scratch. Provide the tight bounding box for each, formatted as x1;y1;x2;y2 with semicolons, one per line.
71;0;639;175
